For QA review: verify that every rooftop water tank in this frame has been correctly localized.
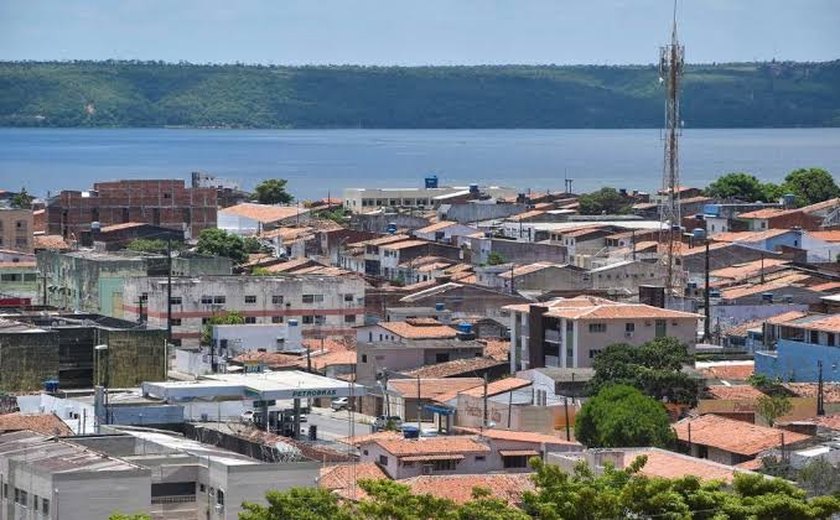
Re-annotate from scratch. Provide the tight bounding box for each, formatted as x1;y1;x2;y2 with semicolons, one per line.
402;426;420;439
457;322;473;335
692;228;706;241
783;193;797;208
469;184;479;195
425;175;439;189
386;222;398;234
434;302;445;312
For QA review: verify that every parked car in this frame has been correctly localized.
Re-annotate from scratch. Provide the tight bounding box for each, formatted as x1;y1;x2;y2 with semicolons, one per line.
240;410;255;423
331;397;349;411
373;415;403;431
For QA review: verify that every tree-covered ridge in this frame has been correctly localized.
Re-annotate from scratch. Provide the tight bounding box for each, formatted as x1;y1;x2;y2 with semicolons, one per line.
2;60;839;128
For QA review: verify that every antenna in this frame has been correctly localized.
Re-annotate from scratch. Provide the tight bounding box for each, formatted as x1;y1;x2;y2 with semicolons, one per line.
658;0;685;294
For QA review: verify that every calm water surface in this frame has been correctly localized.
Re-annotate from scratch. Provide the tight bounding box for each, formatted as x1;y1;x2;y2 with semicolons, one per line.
1;128;838;200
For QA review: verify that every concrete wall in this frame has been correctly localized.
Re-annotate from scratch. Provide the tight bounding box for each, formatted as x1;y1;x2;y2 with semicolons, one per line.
356;343;484;384
470;237;567;265
359;441;493;480
439;203;529;224
755;339;840;382
574;317;696;368
0;329;58;391
100;327;167;387
0;209;34;253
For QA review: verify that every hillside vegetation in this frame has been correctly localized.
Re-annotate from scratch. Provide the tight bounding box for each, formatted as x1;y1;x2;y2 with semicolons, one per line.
1;60;839;128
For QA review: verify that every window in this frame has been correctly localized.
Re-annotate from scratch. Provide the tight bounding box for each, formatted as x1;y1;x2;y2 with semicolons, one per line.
33;494;39;511
23;273;36;282
589;349;601;359
588;323;606;333
344;314;356;324
314;315;326;325
303;315;314;324
42;498;49;515
201;296;213;304
169;296;182;305
810;331;819;344
502;456;529;469
244;295;256;304
475;455;485;462
344;294;354;302
170;318;182;326
625;323;635;333
244;317;256;324
213;296;226;304
361;354;368;363
202;317;210;325
199;484;206;493
216;489;225;507
14;488;27;506
2;482;6;499
379;455;389;466
272;316;284;324
655;319;667;338
271;295;284;305
302;294;324;304
435;352;450;363
432;460;457;471
220;339;229;349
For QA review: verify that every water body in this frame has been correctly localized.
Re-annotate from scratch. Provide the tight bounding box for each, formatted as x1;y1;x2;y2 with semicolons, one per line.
2;128;839;201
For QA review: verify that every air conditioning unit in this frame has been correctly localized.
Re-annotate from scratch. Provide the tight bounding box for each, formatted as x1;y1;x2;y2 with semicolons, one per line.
422;465;434;475
624;331;634;338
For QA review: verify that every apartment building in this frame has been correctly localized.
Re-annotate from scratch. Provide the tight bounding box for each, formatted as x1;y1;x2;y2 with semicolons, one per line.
343;184;517;214
355;339;485;385
507;295;700;371
0;209;33;253
47;179;217;240
122;274;366;346
755;313;840;382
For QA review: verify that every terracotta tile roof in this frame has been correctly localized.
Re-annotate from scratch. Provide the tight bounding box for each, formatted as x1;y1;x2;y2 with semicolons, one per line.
673;414;811;456
415;221;459;234
480;339;510;362
260;257;317;273
404;317;442;326
456;427;581;446
784;383;840;403
299;350;357;370
677;241;736;258
734;458;764;471
349;234;410;247
400;473;534;504
302;337;355;353
710;259;790;281
504;295;617;314
562;226;610;239
799;197;840;214
633;449;749;482
813;414;840;431
398;255;451;269
388;378;483;401
378;321;457;340
220;203;308;224
737;208;788;219
260;227;312;241
33;234;70;250
546;302;700;321
0;261;36;269
809;230;840;243
381;240;433;251
372;436;491;457
712;229;793;243
320;461;388;500
0;413;72;436
722;319;765;338
810;281;840;293
461;377;532;398
338;431;404;447
720;274;812;300
764;311;809;325
698;363;754;381
705;385;765;401
508;210;546;222
99;222;147;232
498;262;557;279
444;263;474;274
402;357;506;378
231;351;300;368
793;314;840;334
415;262;453;273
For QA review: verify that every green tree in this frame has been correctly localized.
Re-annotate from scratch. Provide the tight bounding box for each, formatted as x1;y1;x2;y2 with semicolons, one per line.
487;252;505;266
577;187;631;215
781;168;840;206
251;266;272;276
588;337;700;406
196;228;248;264
756;393;793;427
243;236;269;254
705;172;779;202
798;457;840;497
574;384;674;448
108;513;151;520
239;487;352;520
126;238;169;254
253;179;294;205
10;187;34;209
200;311;245;345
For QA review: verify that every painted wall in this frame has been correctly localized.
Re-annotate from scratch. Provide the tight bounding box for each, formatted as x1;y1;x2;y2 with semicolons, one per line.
755;339;840;382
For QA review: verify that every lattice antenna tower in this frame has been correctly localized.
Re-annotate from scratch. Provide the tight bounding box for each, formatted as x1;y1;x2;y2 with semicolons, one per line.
659;0;685;292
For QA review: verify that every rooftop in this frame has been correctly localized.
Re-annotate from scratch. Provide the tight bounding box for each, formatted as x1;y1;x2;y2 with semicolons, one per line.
402;357;507;378
461;377;532;398
377;321;458;340
219;202;308;224
0;412;73;436
387;378;484;401
710;259;790;281
711;229;794;244
673;414;811;456
456;427;581;446
415;221;460;234
0;430;142;474
371;435;491;457
705;385;765;401
400;473;534;504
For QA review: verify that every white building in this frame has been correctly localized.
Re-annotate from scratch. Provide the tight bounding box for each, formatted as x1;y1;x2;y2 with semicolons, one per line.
122;274;365;346
343;185;517;214
218;203;310;236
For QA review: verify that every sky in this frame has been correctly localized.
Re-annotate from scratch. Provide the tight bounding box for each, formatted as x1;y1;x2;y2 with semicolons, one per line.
1;0;838;66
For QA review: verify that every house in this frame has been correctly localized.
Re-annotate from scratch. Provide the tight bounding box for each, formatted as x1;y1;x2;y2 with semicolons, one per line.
218;202;310;236
506;296;700;371
468;235;567;265
401;357;509;381
702;202;782;236
355;339;486;386
355;320;458;344
737;197;839;231
0;412;73;436
386;378;484;422
413;221;479;245
755;313;840;382
0;208;33;253
400;282;529;321
673;414;812;465
378;239;462;281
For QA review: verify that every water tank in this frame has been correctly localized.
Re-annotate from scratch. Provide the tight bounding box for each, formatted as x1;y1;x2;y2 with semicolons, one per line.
469;184;479;195
457;322;473;335
761;292;774;303
43;379;59;393
386;222;398;234
402;426;420;439
692;228;706;241
783;193;796;208
91;221;101;233
288;319;299;327
424;175;439;189
434;302;445;312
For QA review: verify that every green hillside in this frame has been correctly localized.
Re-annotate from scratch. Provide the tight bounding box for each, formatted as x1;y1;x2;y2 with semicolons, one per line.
1;60;839;128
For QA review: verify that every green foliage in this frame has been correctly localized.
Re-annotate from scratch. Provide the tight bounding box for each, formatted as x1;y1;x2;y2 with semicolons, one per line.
798;457;840;497
588;337;700;405
574;384;674;448
756;393;793;426
487;252;506;266
321;207;350;225
577;187;631;215
200;311;245;345
782;167;840;206
251;266;272;276
239;487;352;520
243;236;270;254
126;238;169;254
3;61;840;128
108;513;151;520
9;187;33;209
196;228;248;264
253;179;294;204
705;172;780;202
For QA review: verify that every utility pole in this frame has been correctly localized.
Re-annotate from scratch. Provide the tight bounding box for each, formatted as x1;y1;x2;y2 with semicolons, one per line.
817;361;825;416
482;373;488;429
416;374;422;429
760;251;765;284
631;229;637;261
704;239;711;342
166;236;173;346
564;396;571;442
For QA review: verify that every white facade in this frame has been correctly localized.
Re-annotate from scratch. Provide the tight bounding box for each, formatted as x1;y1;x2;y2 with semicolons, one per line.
213;322;304;354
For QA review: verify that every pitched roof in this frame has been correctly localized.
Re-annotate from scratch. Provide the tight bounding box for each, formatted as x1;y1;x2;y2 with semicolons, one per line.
764;311;809;325
349;234;410;248
415;221;459;234
507;210;546;222
388;378;483;400
631;448;750;483
498;262;558;279
698;363;754;382
400;473;534;504
793;314;840;334
737;208;788;219
720;274;813;300
402;357;506;378
319;461;388;500
461;377;532;398
33;234;70;250
231;351;300;368
705;385;765;401
673;414;811;456
377;321;457;340
809;230;840;243
219;203;308;224
711;229;793;243
0;413;73;436
480;339;511;362
371;436;491;457
456;427;581;446
301;350;357;370
784;383;840;403
99;222;148;232
710;259;790;281
338;431;404;447
380;240;433;251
